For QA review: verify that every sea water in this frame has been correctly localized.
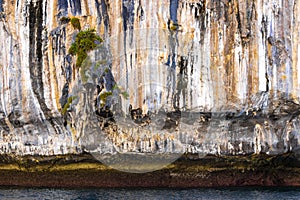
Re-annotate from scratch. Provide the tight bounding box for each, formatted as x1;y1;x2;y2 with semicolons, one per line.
0;187;299;200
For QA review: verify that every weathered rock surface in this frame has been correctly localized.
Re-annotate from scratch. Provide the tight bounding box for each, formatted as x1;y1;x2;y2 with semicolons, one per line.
0;1;299;156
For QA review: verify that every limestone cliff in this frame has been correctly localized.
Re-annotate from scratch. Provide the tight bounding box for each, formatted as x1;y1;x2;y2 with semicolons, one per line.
0;0;300;156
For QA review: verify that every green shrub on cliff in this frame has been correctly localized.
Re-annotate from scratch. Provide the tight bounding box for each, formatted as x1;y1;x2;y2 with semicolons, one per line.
69;29;103;68
70;17;81;30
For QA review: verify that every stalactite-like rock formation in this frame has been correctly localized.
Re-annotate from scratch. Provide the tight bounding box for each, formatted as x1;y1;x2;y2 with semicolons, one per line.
0;0;299;156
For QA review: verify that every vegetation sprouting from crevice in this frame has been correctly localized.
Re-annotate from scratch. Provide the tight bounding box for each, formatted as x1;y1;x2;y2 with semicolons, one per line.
70;17;81;30
61;96;78;115
69;28;103;68
112;84;129;99
99;92;113;107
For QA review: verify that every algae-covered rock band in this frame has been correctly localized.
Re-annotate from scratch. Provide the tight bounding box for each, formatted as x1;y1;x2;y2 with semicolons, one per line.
0;0;300;186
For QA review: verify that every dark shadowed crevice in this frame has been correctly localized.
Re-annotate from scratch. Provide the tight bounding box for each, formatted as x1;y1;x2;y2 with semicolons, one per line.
137;0;144;21
235;2;242;37
0;0;3;12
122;0;135;47
29;0;48;113
29;1;64;133
60;83;69;109
170;0;178;23
122;0;135;88
165;0;179;109
174;56;188;109
95;0;102;24
191;2;206;44
101;0;110;31
70;0;82;16
57;0;68;17
122;0;135;32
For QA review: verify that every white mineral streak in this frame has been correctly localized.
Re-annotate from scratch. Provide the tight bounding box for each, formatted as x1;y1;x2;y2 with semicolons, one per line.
0;0;299;155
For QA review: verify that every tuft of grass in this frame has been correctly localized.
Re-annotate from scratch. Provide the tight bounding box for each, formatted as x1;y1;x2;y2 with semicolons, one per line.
95;61;108;70
112;84;129;100
121;91;129;99
61;96;78;115
100;92;113;107
111;84;129;100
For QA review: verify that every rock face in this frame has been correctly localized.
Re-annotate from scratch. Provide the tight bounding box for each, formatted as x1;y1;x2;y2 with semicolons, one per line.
0;0;300;156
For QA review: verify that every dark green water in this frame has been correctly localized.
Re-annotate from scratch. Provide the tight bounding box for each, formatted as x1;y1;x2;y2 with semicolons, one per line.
0;187;299;200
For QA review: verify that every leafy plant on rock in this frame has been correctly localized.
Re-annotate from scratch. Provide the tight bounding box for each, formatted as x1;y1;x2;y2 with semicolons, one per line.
69;28;103;68
70;17;81;30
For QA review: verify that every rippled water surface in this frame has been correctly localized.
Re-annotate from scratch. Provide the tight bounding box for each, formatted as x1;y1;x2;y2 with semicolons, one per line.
0;187;300;200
